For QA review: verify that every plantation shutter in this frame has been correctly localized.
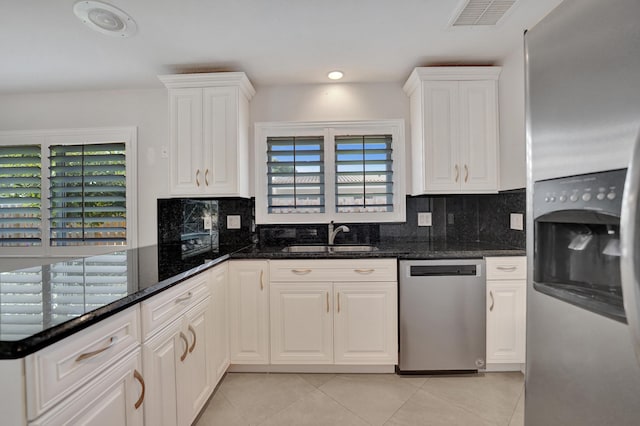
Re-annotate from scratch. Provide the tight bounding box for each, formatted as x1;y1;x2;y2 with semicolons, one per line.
335;135;394;213
0;145;42;246
267;136;325;213
0;266;43;340
49;252;128;325
49;143;126;246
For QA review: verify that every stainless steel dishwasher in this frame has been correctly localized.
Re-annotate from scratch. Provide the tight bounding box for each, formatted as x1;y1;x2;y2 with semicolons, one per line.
398;259;486;374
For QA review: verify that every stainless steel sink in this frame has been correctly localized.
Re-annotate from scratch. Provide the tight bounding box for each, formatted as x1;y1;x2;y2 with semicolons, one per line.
281;245;379;253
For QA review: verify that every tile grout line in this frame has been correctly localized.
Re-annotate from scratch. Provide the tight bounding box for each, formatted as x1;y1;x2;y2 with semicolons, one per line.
506;383;525;426
315;375;376;425
254;373;319;426
380;377;426;425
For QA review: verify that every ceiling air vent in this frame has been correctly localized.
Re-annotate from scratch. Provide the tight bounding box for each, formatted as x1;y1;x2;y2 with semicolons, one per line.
451;0;517;27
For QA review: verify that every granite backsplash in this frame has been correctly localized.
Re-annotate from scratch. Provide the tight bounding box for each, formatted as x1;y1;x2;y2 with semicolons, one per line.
157;190;526;262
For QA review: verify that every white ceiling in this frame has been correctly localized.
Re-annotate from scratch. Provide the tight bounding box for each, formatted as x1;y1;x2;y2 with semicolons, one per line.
0;0;563;94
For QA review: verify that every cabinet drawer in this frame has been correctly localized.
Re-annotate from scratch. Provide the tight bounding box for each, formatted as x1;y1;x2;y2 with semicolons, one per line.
269;259;397;282
140;272;210;340
486;257;526;280
26;306;140;420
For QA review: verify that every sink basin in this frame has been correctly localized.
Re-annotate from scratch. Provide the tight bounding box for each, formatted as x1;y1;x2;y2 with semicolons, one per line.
281;245;379;253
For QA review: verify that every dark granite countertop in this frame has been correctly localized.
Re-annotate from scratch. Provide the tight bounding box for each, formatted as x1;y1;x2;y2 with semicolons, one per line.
232;240;525;259
0;240;523;359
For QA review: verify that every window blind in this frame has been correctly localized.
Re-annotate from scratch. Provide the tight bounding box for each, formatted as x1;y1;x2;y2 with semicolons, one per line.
267;136;325;214
0;266;43;340
49;143;126;246
49;252;128;325
0;145;42;246
335;135;393;213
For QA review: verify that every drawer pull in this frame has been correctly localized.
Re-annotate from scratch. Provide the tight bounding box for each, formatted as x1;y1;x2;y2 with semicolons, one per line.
179;332;189;362
175;292;193;303
354;268;375;274
489;291;495;312
205;169;210;186
464;164;469;183
260;270;264;291
188;324;197;353
326;292;329;313
196;169;200;187
75;336;117;362
292;269;312;274
496;266;518;272
133;369;145;410
337;292;341;313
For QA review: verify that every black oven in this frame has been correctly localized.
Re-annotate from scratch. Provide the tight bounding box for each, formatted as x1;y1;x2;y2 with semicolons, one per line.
533;169;627;323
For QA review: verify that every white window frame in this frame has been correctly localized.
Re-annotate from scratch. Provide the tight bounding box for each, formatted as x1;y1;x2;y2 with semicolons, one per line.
0;127;138;258
255;120;405;224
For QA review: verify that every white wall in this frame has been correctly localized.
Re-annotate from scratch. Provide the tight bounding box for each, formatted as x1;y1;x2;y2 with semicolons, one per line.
0;89;170;248
0;82;411;247
498;44;527;190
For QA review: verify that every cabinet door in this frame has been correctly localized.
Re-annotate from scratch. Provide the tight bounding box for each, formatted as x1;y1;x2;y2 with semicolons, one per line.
486;281;526;363
29;349;144;426
202;87;246;196
420;81;460;192
210;264;229;386
270;282;333;364
459;80;498;192
229;261;270;364
179;298;213;426
142;320;182;426
168;88;204;196
333;282;398;364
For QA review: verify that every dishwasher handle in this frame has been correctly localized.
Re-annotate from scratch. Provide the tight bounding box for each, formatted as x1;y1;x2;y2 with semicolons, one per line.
409;264;478;277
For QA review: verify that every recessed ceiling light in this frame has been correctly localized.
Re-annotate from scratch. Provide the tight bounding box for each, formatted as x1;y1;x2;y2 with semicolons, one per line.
73;1;137;38
328;71;344;80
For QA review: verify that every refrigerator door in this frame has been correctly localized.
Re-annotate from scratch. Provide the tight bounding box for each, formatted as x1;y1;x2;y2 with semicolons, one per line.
621;134;640;365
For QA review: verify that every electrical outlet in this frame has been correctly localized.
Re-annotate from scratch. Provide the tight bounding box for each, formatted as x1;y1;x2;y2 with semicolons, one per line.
447;213;455;225
160;146;169;159
510;213;524;231
203;215;212;230
227;215;241;229
418;212;432;227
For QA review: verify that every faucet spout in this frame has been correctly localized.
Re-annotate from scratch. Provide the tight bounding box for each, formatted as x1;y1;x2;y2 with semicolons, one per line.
328;221;350;245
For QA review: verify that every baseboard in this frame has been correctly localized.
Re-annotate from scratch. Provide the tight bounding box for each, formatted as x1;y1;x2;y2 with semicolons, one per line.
227;364;396;374
485;363;525;372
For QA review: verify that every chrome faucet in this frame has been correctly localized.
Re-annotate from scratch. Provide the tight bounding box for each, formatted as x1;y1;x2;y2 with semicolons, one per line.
328;221;350;245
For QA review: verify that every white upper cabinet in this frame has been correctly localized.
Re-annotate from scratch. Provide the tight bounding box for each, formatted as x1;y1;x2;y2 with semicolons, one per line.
404;67;501;194
159;72;255;197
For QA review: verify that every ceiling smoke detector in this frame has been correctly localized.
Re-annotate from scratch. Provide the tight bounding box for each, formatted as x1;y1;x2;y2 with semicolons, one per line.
451;0;517;27
73;1;137;37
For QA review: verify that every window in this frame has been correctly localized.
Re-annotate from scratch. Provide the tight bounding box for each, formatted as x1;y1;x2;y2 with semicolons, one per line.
0;127;137;256
255;120;405;224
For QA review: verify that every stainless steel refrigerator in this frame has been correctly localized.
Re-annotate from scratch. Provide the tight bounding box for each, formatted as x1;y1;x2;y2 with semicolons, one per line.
526;0;640;424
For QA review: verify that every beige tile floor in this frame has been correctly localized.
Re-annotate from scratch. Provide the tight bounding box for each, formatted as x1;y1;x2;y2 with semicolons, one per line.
196;372;524;426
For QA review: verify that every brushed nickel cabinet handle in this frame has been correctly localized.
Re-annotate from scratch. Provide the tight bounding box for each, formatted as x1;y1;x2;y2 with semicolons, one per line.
326;292;329;313
133;369;145;410
497;266;518;272
179;332;189;362
292;269;312;274
205;169;210;186
196;169;200;187
175;291;193;303
188;324;197;353
75;336;117;362
489;291;495;312
455;165;459;182
260;270;264;291
354;269;374;274
464;164;469;183
337;292;341;313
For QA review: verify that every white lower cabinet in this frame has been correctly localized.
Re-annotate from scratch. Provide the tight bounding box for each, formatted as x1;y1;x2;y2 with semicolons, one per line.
269;259;398;366
485;257;527;369
141;271;215;426
228;260;270;364
209;263;230;385
270;282;334;364
29;348;144;426
333;282;397;364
